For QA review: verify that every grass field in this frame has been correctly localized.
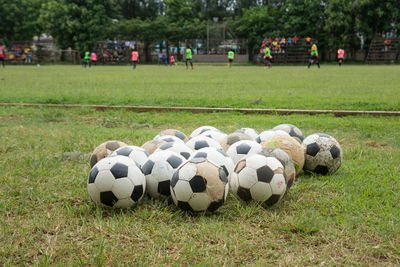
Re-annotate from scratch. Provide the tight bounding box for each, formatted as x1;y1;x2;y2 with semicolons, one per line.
1;65;400;110
1;65;400;265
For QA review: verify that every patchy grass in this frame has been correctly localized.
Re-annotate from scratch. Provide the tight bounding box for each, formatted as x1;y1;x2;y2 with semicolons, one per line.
0;106;399;265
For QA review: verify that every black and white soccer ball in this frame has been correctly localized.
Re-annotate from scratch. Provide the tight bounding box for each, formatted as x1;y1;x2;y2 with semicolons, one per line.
230;154;286;206
220;132;253;151
154;135;185;144
186;135;223;151
226;140;262;165
255;130;289;144
154;141;193;160
235;128;259;140
111;145;149;168
190;147;235;182
155;129;188;142
302;133;343;175
189;126;222;139
141;150;185;198
170;157;229;212
87;155;146;208
199;130;227;143
273;124;304;143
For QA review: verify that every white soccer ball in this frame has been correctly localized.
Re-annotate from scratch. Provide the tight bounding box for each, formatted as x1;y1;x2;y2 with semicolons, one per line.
234;128;259;140
111;145;149;168
302;133;343;175
273;124;304;143
87;155;146;208
220;132;253;151
186;135;223;151
199;130;227;143
141;150;185;198
154;141;193;160
226;140;262;165
154;135;185;144
190;126;222;139
171;157;229;212
154;129;188;142
230;154;286;206
255;130;289;144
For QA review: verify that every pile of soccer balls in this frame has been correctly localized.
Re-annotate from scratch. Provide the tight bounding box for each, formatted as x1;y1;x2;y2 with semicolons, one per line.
87;124;342;212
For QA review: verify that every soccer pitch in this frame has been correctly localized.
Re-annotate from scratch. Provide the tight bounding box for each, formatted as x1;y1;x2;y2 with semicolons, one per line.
0;65;399;265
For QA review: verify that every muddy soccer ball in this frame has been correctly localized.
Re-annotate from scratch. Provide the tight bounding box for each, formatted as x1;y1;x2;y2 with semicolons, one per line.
90;140;127;168
220;132;253;151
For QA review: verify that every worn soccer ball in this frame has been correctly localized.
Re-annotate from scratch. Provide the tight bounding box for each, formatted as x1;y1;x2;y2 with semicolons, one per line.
262;134;305;174
220;132;253;151
226;140;262;165
171;157;229;212
87;155;146;208
186;135;223;151
154;135;185;144
111;145;149;168
189;126;222;139
155;129;188;142
255;130;289;144
302;133;343;175
190;147;235;182
259;147;296;188
141;139;167;155
272;124;304;143
141;150;185;198
230;154;286;206
90;140;127;168
154;141;193;160
199;130;227;143
234;128;259;140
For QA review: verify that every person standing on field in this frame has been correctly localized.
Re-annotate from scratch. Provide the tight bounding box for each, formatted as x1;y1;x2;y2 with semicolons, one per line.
264;46;272;68
90;52;97;67
185;45;194;70
0;43;6;68
83;51;90;68
227;50;234;68
337;48;344;67
170;54;175;66
307;41;320;69
131;49;138;69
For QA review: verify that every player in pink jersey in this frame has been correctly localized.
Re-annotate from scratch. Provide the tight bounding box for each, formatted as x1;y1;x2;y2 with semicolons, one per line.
170;54;175;66
90;52;97;67
131;49;139;69
337;48;344;67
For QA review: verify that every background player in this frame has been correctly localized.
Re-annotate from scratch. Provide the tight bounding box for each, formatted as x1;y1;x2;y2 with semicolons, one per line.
307;41;320;69
337;48;344;67
185;45;194;70
227;50;234;68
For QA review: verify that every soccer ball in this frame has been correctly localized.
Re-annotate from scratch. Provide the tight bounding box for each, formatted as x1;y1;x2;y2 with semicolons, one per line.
255;130;289;144
154;135;185;144
90;140;127;168
234;128;259;140
230;154;286;206
171;157;229;212
220;132;253;151
302;133;343;175
155;129;188;142
190;126;222;139
190;147;235;182
141;150;185;198
272;124;304;143
186;136;223;151
87;155;146;208
199;130;227;143
154;141;193;160
141;139;167;155
262;134;305;175
226;140;262;165
111;145;149;168
259;147;296;188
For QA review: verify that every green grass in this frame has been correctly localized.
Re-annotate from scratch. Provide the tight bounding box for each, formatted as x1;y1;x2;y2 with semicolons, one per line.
0;65;400;110
1;106;399;265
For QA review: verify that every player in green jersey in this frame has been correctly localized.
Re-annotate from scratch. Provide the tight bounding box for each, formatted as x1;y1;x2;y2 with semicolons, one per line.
185;46;194;70
264;46;272;68
307;41;320;69
227;50;234;68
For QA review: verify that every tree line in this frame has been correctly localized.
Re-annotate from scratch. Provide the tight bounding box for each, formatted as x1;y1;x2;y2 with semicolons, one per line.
1;0;399;60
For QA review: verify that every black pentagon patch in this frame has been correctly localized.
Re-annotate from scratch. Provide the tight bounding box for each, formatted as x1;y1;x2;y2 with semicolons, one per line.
190;157;205;163
264;194;281;206
141;160;154;175
208;199;223;212
314;165;329;175
256;165;274;183
219;168;228;184
131;184;143;202
194;140;209;150
306;143;320;157
237;187;252;202
236;143;251;154
189;175;207;192
330;145;340;159
106;141;120;151
159;142;174;150
163;137;175;142
199;128;211;134
110;163;128;179
167;155;183;169
193;152;207;158
175;131;186;141
88;166;99;183
177;201;193;212
100;191;118;207
90;154;98;168
255;136;261;143
180;152;191;159
158;180;171;196
116;146;133;156
317;133;330;138
170;171;179;187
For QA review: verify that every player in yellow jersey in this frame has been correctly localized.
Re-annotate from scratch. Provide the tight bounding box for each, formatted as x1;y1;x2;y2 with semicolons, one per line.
185;45;194;70
227;50;234;68
307;41;320;69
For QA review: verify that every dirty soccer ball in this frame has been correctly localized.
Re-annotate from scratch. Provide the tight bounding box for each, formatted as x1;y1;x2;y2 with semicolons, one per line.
186;135;223;151
111;145;149;168
141;150;185;198
230;154;286;206
272;124;304;143
141;139;167;155
87;155;146;208
302;133;343;175
90;140;127;168
171;157;229;212
234;128;259;140
154;141;193;160
220;132;253;152
155;129;188;142
226;140;262;165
